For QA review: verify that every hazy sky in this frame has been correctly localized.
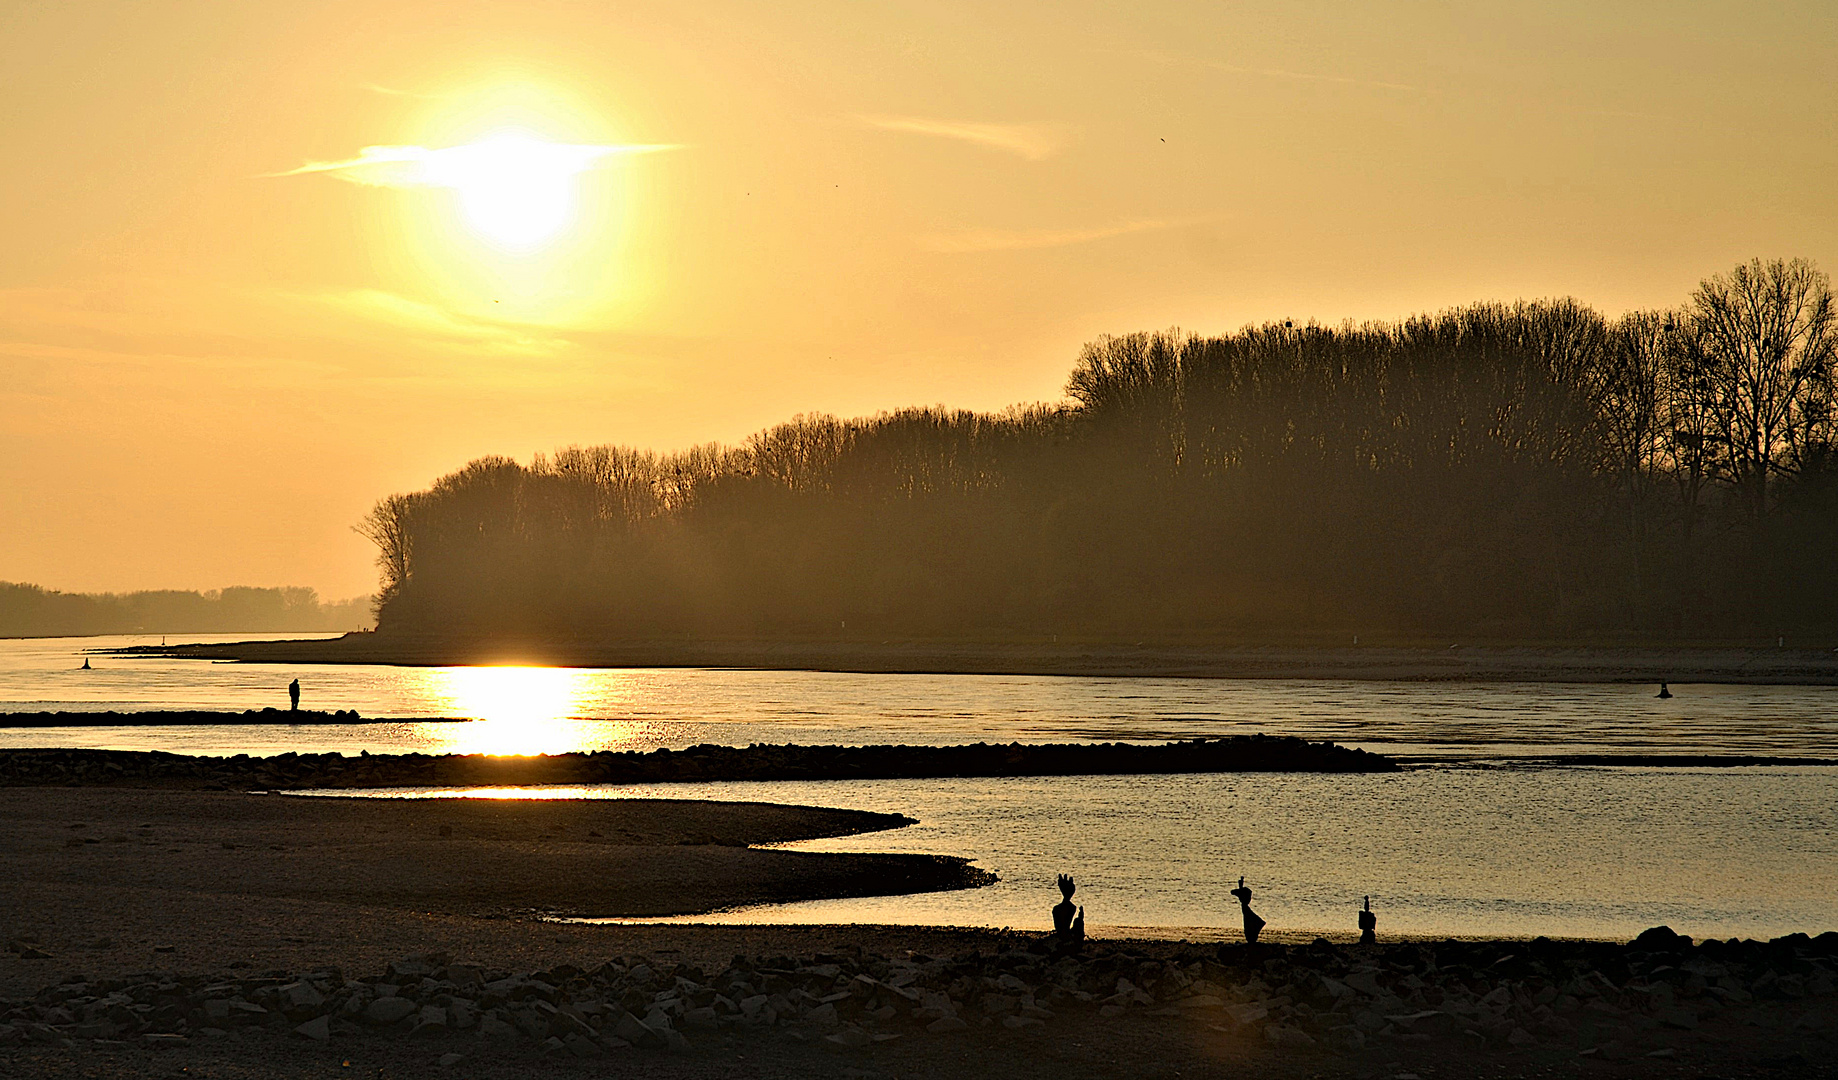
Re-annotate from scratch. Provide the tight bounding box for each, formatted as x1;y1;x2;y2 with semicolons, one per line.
3;1;1833;599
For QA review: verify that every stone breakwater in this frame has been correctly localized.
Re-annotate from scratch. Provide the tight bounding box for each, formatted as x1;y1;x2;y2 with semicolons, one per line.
1;929;1833;1064
0;735;1395;791
0;709;388;728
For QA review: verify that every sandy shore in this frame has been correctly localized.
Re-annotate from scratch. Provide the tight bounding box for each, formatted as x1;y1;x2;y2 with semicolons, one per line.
0;788;987;998
123;634;1838;683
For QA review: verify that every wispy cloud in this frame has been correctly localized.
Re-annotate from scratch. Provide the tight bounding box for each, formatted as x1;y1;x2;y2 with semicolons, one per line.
315;290;572;354
851;115;1075;160
919;217;1206;254
267;136;678;188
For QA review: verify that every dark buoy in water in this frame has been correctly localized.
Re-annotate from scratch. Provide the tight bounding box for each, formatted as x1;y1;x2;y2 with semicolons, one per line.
1657;682;1672;699
80;657;91;670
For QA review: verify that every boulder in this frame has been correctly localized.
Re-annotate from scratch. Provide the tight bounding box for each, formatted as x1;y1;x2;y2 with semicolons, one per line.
476;1016;519;1041
362;997;417;1026
612;1010;663;1048
1631;927;1690;953
293;1015;330;1042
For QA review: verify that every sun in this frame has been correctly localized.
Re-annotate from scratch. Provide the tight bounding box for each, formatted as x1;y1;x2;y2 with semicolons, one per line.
277;127;673;253
414;131;607;249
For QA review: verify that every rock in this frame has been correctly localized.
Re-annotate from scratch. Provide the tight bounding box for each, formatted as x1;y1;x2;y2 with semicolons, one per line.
363;997;417;1026
410;1005;448;1036
824;1027;872;1048
1386;1010;1456;1036
926;1015;969;1033
539;1036;568;1057
563;1032;602;1057
293;1015;330;1042
1343;970;1385;996
477;1016;519;1041
1325;1025;1365;1051
1264;1024;1315;1047
1507;1026;1536;1046
613;1010;663;1048
279;981;325;1011
1632;926;1690;952
806;1003;841;1029
1002;1015;1045;1030
1225;1003;1269;1026
1655;1006;1698;1030
436;1052;465;1067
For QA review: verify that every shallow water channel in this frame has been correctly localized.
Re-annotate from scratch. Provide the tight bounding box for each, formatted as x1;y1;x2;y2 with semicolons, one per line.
5;635;1836;940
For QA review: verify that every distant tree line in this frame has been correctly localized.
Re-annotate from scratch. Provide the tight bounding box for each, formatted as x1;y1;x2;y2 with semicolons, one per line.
361;258;1837;642
0;583;372;638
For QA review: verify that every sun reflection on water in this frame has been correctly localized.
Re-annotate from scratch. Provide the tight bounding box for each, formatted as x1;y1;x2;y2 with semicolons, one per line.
428;665;601;756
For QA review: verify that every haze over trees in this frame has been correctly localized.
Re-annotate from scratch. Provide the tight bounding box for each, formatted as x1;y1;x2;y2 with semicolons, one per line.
0;583;372;638
360;258;1837;643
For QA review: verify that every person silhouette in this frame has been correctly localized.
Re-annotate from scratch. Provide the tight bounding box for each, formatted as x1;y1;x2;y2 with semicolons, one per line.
1053;874;1086;949
1657;682;1672;699
1358;896;1377;944
288;678;300;711
1231;876;1265;945
80;657;91;670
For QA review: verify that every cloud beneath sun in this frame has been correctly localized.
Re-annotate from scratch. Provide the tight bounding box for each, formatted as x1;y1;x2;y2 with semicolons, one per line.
851;115;1074;160
269;136;677;189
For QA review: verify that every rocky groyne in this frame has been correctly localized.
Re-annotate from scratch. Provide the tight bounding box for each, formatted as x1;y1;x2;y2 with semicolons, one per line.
0;709;398;728
0;735;1395;791
2;929;1833;1067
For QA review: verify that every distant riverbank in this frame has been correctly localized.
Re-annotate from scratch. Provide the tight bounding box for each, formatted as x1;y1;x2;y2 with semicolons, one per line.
117;633;1838;683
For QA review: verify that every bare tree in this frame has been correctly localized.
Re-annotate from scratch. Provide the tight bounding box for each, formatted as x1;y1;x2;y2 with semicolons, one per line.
1683;258;1836;522
354;493;419;612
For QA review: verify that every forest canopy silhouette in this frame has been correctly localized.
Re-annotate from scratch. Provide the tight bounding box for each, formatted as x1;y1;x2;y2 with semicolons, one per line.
360;258;1837;643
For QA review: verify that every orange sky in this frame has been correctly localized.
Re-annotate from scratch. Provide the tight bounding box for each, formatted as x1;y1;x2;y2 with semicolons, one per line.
2;0;1834;600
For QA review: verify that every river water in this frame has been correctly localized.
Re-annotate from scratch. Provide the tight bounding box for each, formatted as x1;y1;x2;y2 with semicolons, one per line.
3;634;1835;940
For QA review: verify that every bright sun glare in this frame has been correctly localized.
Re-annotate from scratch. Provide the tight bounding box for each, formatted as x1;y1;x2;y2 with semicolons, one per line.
416;133;600;248
433;664;593;756
279;127;672;252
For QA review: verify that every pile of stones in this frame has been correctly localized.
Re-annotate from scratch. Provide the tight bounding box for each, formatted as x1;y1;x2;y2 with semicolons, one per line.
0;735;1395;793
2;928;1833;1061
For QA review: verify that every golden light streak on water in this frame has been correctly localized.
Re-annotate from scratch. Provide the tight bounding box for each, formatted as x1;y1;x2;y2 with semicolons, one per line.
424;665;607;756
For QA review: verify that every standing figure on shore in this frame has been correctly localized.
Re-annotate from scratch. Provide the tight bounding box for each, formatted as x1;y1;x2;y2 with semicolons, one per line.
1657;682;1672;699
1358;896;1377;944
288;678;300;711
80;657;91;670
1231;876;1265;945
1052;874;1086;949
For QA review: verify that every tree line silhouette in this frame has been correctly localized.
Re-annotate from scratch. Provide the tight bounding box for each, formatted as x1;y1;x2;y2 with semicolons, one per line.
361;258;1836;642
0;583;371;639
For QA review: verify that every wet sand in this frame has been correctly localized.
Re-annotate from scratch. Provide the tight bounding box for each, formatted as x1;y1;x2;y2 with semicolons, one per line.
124;634;1838;683
0;787;986;998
